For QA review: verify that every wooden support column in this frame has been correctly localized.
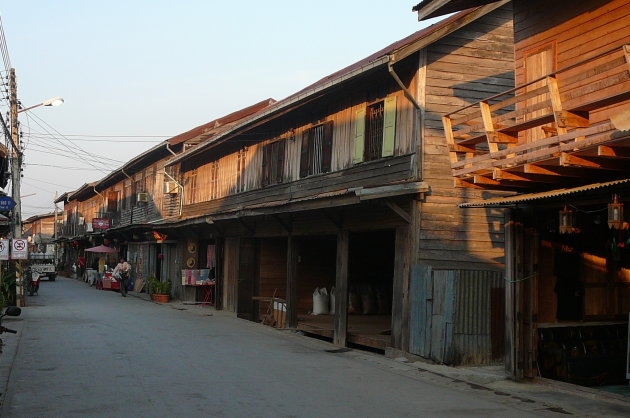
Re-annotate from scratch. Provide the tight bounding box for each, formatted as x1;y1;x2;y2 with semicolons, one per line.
334;230;349;347
504;210;524;380
286;235;298;329
391;224;411;350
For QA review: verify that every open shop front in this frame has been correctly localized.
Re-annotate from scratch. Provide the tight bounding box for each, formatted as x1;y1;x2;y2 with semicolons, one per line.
497;182;630;389
294;231;395;352
252;230;396;352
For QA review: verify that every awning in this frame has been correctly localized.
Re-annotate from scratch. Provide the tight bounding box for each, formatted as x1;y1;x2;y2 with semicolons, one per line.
459;178;630;208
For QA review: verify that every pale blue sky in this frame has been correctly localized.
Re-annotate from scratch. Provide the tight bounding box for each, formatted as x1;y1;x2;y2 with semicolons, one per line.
1;1;432;216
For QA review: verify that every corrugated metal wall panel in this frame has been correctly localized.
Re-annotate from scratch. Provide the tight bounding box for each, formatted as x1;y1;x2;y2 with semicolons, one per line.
451;270;504;365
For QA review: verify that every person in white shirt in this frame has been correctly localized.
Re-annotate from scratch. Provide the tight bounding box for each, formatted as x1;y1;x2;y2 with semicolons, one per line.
113;257;131;297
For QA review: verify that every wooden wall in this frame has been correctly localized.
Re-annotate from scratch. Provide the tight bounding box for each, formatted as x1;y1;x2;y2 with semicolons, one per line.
181;62;419;207
419;5;514;270
222;236;239;312
514;0;630;124
258;239;287;318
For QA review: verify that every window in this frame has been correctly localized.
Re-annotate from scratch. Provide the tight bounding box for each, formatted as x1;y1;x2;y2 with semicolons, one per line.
261;139;285;187
107;191;118;213
353;96;397;164
235;148;247;193
300;121;333;178
209;162;219;199
183;169;198;204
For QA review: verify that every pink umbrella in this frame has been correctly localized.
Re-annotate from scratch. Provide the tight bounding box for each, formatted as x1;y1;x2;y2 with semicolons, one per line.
85;244;117;253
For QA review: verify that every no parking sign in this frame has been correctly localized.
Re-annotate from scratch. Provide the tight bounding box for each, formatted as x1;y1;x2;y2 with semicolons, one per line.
11;238;28;260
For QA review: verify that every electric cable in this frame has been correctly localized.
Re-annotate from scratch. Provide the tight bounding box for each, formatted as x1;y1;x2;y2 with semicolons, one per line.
23;113;123;168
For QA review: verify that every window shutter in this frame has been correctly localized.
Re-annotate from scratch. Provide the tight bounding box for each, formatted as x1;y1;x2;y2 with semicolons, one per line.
261;144;270;187
382;96;397;157
353;108;366;164
299;129;311;178
321;121;334;173
276;140;285;184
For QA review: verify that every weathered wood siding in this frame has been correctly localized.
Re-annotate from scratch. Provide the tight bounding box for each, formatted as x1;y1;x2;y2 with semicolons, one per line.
182;154;415;220
514;0;630;125
420;5;514;270
180;62;420;210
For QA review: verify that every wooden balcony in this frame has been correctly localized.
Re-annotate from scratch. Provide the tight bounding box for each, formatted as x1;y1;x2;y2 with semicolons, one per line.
444;44;630;191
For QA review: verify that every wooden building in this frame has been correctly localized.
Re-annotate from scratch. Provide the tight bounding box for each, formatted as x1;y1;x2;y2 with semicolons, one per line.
158;3;514;363
414;0;630;384
23;212;56;252
55;100;275;292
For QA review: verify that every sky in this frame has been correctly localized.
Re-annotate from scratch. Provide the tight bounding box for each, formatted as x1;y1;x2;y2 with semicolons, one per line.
1;1;433;218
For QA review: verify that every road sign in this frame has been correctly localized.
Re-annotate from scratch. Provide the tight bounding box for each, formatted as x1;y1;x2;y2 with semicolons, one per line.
0;239;9;260
11;238;28;260
0;196;16;211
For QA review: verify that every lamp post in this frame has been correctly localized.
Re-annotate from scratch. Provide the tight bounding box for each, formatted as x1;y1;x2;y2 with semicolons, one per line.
8;67;63;306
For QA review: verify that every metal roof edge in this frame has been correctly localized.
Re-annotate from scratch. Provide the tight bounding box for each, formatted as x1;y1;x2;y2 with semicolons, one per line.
459;179;630;208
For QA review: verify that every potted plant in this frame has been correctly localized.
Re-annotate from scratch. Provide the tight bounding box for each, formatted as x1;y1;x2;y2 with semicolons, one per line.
147;276;171;303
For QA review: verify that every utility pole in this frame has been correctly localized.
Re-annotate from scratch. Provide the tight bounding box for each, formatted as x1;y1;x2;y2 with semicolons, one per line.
9;67;24;307
54;191;58;266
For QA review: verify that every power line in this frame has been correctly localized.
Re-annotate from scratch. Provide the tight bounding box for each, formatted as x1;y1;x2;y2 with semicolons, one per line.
23;113;123;168
28;131;172;138
25;148;110;173
24;163;104;171
27;134;163;143
22;177;75;189
0;15;11;71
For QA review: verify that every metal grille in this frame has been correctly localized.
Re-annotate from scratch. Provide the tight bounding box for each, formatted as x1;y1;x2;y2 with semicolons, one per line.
365;101;384;161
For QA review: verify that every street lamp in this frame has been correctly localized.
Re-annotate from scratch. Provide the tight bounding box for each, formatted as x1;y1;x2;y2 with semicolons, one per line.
5;66;64;307
18;97;64;114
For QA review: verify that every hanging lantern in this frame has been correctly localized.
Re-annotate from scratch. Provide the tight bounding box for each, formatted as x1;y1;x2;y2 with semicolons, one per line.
559;205;577;234
608;194;624;229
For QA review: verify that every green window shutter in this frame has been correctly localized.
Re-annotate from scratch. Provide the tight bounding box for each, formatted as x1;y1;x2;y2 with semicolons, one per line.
382;96;397;157
353;108;366;164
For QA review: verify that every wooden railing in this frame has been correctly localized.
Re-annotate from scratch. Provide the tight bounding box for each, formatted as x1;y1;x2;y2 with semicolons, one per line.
444;44;630;189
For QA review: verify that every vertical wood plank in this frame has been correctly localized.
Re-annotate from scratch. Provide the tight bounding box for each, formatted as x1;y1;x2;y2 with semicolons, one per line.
286;235;298;329
392;224;411;350
504;211;516;378
334;230;349;347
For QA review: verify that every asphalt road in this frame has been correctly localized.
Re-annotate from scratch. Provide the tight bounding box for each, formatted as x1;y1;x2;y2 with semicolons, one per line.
0;276;561;417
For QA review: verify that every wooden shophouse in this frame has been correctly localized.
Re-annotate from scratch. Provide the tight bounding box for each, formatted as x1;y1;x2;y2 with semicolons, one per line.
162;2;514;364
55;99;276;295
414;0;630;384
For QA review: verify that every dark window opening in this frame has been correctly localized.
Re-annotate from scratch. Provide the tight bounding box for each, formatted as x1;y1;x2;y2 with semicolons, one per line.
300;121;333;178
261;141;284;187
365;101;384;162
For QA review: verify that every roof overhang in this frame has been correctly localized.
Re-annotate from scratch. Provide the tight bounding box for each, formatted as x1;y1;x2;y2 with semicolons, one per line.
412;0;503;21
460;178;630;208
167;5;505;167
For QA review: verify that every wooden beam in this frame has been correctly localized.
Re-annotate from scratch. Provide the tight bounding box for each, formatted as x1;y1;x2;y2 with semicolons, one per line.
323;209;342;231
384;201;411;224
523;163;586;177
334;230;349;347
286;235;298;329
272;214;292;234
493;168;557;183
238;218;255;234
560;153;630;170
354;181;429;201
597;145;630;158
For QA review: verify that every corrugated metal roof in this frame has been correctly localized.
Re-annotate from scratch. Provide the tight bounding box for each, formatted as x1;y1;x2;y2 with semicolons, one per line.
459;178;630;208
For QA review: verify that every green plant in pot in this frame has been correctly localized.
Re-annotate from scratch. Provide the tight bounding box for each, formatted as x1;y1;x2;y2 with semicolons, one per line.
147;276;171;302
